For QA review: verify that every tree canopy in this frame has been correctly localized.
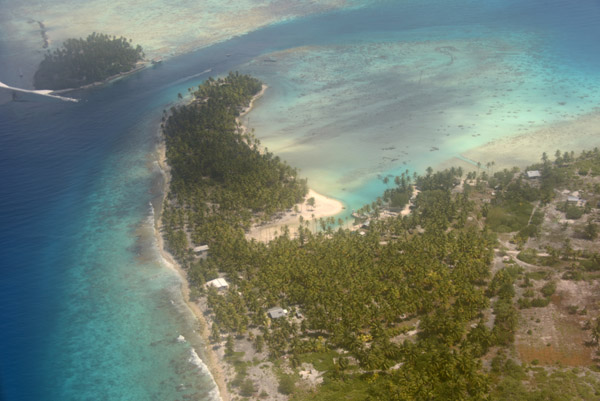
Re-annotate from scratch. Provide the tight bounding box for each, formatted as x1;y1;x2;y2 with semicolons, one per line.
33;32;144;90
162;72;307;261
161;73;600;400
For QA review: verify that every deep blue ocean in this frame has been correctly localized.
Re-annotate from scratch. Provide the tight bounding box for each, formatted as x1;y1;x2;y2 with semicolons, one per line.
1;1;599;400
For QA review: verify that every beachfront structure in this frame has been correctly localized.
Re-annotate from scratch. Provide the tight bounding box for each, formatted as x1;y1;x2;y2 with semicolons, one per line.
526;170;541;179
206;278;228;290
193;244;209;258
267;307;288;319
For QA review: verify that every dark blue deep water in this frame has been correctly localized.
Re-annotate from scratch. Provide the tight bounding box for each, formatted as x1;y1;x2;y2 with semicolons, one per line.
1;1;599;400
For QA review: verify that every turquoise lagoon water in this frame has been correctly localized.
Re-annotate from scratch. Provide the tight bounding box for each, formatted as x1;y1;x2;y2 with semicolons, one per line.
1;1;600;400
239;1;600;209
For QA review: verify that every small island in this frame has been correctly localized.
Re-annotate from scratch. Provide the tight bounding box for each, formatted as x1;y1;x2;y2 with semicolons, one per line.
33;32;145;90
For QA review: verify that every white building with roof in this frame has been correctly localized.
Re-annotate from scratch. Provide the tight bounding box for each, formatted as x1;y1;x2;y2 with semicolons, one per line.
267;307;288;319
193;244;209;259
205;278;228;290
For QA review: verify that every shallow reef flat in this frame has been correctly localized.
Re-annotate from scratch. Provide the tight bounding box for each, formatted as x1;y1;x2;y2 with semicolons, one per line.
239;27;600;208
450;110;600;173
2;0;372;60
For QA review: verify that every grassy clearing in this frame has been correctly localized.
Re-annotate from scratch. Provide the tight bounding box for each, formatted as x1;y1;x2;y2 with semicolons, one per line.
492;354;600;400
298;350;340;372
487;201;534;233
292;376;371;401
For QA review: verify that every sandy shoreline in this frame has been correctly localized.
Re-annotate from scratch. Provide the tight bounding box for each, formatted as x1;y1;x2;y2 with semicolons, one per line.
152;85;343;400
436;110;600;174
147;73;600;401
241;85;345;242
246;189;345;242
240;84;267;119
154;140;229;401
52;62;149;94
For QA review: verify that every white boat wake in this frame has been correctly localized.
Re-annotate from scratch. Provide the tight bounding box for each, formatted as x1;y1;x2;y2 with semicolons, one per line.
0;81;79;102
167;68;213;88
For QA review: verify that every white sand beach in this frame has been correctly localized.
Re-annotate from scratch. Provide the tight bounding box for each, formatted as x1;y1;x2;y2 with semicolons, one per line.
245;189;344;243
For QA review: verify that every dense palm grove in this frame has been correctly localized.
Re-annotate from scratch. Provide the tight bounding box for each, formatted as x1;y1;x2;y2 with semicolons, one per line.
162;73;308;261
195;168;498;400
33;32;144;90
162;73;600;400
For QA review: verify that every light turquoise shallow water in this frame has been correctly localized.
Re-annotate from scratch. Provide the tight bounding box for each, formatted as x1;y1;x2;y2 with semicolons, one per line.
239;16;600;209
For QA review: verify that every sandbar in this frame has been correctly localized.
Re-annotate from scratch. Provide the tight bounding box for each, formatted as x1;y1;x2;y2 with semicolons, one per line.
436;111;600;173
245;189;345;243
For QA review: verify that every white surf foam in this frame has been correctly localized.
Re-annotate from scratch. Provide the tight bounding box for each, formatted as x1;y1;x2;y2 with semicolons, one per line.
189;348;223;401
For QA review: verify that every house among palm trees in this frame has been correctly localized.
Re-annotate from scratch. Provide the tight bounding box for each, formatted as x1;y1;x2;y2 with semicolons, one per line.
267;307;288;319
206;278;229;290
194;244;209;258
567;195;586;207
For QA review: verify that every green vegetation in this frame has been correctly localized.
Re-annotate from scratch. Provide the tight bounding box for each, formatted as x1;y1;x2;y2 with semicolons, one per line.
517;248;538;264
489;268;518;345
240;378;256;397
34;32;144;90
486;203;532;233
161;74;600;400
572;149;600;177
584;221;599;240
491;358;600;401
163;73;495;399
278;374;297;395
484;176;538;233
382;171;414;209
161;72;307;262
540;281;556;297
557;201;585;220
